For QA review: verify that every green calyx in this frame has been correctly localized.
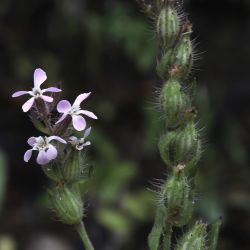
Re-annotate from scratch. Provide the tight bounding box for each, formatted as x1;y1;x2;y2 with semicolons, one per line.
158;122;201;168
156;7;180;49
174;121;199;164
176;221;207;250
63;150;90;184
157;33;193;80
161;166;193;227
160;79;190;128
49;185;84;225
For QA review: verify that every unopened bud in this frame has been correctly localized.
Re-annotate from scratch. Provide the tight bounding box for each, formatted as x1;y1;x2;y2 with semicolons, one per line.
160;79;190;128
161;166;193;226
156;8;180;48
174;121;199;164
169;33;193;79
63;150;88;184
49;185;83;225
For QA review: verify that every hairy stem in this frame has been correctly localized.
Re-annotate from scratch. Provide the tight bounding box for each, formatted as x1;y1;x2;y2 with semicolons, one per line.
75;221;95;250
163;220;172;250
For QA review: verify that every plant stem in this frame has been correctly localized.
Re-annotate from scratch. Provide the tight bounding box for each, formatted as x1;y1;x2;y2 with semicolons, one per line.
163;220;172;250
75;221;95;250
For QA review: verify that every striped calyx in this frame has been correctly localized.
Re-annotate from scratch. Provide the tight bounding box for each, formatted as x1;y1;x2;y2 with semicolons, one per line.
174;121;200;165
49;185;83;225
156;7;180;48
176;221;207;250
161;165;193;227
170;33;193;79
160;79;190;128
62;150;87;184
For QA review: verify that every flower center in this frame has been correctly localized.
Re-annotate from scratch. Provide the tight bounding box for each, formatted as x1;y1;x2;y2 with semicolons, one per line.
32;87;42;98
70;105;80;115
35;137;49;150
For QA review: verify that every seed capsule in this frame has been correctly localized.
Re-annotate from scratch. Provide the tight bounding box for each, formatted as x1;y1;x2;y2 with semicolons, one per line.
156;8;180;48
160;79;190;128
49;185;83;225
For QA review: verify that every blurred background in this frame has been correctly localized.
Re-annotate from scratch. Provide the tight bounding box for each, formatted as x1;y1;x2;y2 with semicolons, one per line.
0;0;250;249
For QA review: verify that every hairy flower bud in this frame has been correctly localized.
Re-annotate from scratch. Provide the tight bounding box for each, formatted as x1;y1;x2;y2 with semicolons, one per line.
156;8;180;48
160;79;190;128
176;221;207;250
63;151;81;183
170;33;193;79
49;185;84;225
161;166;193;226
174;122;199;164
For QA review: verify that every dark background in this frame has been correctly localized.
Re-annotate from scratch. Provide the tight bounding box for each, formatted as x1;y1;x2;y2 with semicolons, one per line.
0;0;250;249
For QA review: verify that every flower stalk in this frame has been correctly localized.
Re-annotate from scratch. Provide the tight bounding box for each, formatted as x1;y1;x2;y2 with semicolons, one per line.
75;222;95;250
137;0;221;249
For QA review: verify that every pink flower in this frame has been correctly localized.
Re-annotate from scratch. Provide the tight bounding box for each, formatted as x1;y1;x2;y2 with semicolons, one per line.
69;127;91;150
12;68;61;112
24;135;66;165
56;93;97;131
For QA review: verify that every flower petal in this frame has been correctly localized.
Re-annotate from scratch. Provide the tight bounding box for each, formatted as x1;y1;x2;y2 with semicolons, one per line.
44;87;62;93
73;93;91;106
48;136;67;144
41;95;53;103
55;113;68;124
57;100;72;113
78;110;98;119
84;127;92;138
22;97;35;112
27;137;37;146
72;115;86;131
12;91;28;98
46;145;58;160
36;150;50;165
34;68;47;87
24;149;33;162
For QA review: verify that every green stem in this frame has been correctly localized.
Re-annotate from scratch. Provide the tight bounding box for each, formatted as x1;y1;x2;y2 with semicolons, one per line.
208;218;222;250
75;221;95;250
163;220;172;250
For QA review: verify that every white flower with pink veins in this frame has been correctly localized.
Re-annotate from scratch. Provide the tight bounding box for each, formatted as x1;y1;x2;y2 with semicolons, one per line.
24;136;67;165
56;93;97;131
12;68;61;112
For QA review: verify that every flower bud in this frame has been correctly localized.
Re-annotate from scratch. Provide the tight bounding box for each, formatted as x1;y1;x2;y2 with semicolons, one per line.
169;33;193;79
49;185;84;225
62;150;86;184
176;221;207;250
174;121;199;164
161;165;193;227
160;79;190;128
156;8;180;48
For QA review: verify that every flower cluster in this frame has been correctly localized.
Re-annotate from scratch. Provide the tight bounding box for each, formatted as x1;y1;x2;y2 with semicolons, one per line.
12;68;97;165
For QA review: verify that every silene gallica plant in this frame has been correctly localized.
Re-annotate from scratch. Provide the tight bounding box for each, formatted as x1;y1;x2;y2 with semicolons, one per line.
12;68;97;250
137;0;221;249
